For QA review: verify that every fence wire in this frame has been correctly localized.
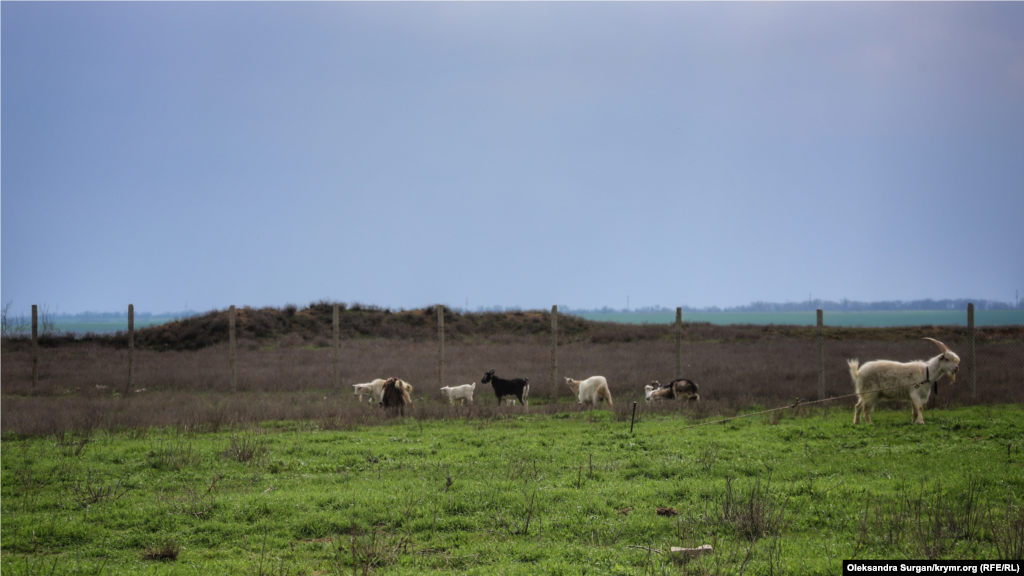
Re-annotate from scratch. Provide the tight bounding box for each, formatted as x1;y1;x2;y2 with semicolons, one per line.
1;308;1022;434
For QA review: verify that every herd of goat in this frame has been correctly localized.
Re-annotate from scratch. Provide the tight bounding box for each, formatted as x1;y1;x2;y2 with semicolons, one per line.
352;338;962;425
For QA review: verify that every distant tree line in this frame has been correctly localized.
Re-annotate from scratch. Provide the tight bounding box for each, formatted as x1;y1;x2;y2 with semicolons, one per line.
564;298;1021;314
1;301;194;339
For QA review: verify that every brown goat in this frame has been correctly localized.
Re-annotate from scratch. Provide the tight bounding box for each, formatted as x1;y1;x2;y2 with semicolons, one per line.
645;379;700;403
380;377;412;415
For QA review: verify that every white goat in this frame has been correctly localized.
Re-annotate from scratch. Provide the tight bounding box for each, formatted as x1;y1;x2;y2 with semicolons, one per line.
564;376;613;407
440;382;476;405
644;385;660;402
848;338;960;425
353;378;413;405
352;379;387;404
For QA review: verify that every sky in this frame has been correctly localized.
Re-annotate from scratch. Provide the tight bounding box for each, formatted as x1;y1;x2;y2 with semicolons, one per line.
2;2;1023;315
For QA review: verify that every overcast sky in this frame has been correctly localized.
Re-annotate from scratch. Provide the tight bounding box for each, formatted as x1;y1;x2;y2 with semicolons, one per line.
2;2;1022;315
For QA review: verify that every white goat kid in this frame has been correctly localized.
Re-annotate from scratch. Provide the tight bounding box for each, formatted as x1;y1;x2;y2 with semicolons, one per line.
440;382;476;405
352;379;387;404
848;337;960;425
644;385;660;402
564;376;613;407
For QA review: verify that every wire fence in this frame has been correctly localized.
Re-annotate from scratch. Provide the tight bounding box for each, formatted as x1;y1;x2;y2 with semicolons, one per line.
2;304;1022;435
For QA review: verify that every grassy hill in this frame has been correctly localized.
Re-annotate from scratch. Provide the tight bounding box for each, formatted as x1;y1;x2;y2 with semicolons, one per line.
8;301;1023;352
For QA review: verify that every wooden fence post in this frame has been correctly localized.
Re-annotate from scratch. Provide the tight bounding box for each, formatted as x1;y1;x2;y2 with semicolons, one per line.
551;305;558;401
229;305;237;394
817;309;824;401
968;303;976;398
675;307;683;380
437;305;445;390
333;304;340;392
31;304;38;392
128;303;135;394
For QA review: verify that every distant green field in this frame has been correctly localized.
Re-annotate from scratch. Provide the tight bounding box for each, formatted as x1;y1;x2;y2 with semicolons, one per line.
12;317;181;335
16;310;1024;334
575;310;1024;327
53;320;171;333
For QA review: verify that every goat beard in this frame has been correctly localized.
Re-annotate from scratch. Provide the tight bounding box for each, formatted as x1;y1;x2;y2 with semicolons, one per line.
949;372;956;383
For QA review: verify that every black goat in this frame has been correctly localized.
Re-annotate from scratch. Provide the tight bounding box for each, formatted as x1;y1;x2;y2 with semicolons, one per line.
481;369;529;406
380;377;411;415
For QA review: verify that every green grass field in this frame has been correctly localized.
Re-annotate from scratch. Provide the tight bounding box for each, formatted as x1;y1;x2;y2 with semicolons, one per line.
49;320;174;333
576;310;1024;327
3;403;1023;574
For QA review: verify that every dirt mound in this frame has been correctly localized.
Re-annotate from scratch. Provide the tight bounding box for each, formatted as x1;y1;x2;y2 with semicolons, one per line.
126;304;596;351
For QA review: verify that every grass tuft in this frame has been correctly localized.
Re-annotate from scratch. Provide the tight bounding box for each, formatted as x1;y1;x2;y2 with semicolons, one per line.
70;469;130;506
990;494;1024;560
159;474;220;520
222;428;268;464
147;437;200;471
720;473;790;542
141;541;180;562
336;529;408;575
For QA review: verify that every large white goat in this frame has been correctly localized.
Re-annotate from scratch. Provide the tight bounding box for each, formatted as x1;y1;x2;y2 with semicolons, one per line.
353;378;413;405
440;382;476;405
848;338;960;425
564;376;613;407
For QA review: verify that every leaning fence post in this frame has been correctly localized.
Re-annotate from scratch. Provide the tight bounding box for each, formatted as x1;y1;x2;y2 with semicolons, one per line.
333;304;340;392
31;304;38;392
675;307;683;380
551;305;559;401
437;305;445;390
128;303;135;394
817;309;824;401
968;303;976;398
229;305;237;394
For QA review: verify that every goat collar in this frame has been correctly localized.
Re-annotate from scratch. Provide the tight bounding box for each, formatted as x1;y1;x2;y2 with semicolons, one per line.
918;366;938;397
916;366;930;388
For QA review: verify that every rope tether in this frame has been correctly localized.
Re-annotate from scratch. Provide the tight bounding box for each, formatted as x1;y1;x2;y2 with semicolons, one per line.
659;376;934;433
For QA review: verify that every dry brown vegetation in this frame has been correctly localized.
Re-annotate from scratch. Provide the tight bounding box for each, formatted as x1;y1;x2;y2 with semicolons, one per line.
2;304;1022;437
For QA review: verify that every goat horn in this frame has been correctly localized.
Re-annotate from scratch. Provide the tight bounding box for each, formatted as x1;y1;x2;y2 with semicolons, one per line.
922;337;951;355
